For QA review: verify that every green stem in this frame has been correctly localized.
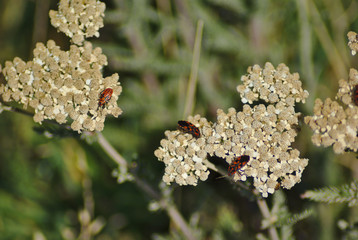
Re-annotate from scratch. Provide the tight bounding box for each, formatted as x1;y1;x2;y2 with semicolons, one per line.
307;0;348;79
96;132;196;240
257;198;280;240
183;19;204;118
97;132;128;167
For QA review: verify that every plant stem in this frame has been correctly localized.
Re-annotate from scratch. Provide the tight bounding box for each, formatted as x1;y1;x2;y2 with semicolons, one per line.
97;132;127;167
307;0;348;79
0;102;73;130
183;19;204;118
96;132;196;240
134;177;196;240
1;103;35;117
257;198;280;240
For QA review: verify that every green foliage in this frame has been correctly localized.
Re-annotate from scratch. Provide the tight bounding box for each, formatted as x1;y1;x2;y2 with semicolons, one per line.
153;205;244;240
261;190;314;240
338;219;358;240
302;181;358;207
211;205;243;239
278;208;314;227
0;0;357;239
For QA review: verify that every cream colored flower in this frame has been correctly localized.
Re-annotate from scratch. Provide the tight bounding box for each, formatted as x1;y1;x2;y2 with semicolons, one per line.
305;69;358;153
154;115;212;186
347;31;358;56
0;40;122;132
49;0;105;45
237;62;308;106
155;63;309;197
212;107;308;198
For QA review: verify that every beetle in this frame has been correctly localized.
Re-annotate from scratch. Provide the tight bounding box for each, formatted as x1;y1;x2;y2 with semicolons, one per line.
98;88;113;109
177;120;201;138
228;155;250;176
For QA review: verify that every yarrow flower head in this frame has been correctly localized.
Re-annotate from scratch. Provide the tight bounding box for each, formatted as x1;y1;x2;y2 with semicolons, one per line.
154;115;213;186
155;62;309;197
305;68;358;154
0;0;122;133
212;106;308;198
223;62;308;197
237;62;309;106
49;0;105;45
347;31;358;56
0;40;122;132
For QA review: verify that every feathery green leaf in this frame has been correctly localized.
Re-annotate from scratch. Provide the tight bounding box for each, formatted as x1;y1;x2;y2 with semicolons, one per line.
301;181;358;206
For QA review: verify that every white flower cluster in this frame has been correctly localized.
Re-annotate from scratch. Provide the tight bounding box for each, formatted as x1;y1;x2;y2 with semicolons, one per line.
212;106;308;197
49;0;105;45
0;40;122;132
347;31;358;56
305;68;358;153
237;62;309;106
154;115;212;186
155;62;309;197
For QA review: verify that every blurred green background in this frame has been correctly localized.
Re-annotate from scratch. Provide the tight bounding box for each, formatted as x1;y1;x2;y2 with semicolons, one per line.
1;0;358;239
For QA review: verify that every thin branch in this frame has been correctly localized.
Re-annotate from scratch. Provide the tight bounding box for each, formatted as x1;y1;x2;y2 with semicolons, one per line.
307;0;348;79
6;104;194;238
165;203;197;240
257;198;280;240
96;133;196;240
1;103;35;118
133;175;161;200
0;102;73;131
133;176;195;240
97;132;127;167
78;161;95;240
183;19;204;118
295;0;316;109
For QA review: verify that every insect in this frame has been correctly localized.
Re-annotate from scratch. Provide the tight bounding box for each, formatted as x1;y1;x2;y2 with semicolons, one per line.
177;120;201;138
228;155;250;176
98;88;113;109
274;182;281;190
352;85;358;106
